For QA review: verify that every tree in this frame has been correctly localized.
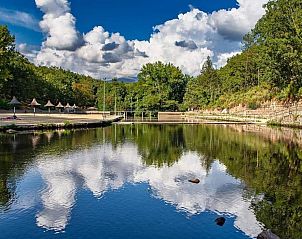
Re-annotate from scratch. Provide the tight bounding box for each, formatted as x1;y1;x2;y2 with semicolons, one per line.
0;26;15;98
252;0;302;101
97;79;128;111
184;57;220;109
136;62;187;112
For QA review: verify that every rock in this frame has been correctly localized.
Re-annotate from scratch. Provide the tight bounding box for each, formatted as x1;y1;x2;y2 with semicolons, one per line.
188;178;200;184
215;217;226;226
221;108;229;114
257;230;280;239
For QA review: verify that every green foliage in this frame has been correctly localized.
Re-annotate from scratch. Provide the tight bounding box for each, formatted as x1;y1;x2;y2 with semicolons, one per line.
184;0;302;109
0;25;15;97
1;0;302;112
184;57;221;109
0;99;9;109
252;0;302;101
97;79;128;111
63;120;71;126
247;101;260;110
2;124;302;238
0;25;97;107
136;62;188;112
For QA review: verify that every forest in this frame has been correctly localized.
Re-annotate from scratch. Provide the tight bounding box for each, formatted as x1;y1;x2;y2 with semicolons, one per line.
0;0;301;112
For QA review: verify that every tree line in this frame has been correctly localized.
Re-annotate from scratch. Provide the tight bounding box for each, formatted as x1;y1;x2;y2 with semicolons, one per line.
0;0;301;112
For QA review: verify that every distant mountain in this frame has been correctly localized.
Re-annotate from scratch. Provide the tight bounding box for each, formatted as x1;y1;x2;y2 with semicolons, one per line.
116;77;137;83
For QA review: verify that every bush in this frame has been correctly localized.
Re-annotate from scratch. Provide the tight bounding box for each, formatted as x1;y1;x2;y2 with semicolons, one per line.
0;99;10;110
247;101;260;110
64;120;71;126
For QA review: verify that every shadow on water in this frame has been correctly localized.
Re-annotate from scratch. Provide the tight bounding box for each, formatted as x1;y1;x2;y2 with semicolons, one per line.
0;124;301;238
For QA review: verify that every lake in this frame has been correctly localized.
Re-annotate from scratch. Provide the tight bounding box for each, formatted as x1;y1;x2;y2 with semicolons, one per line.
0;124;301;239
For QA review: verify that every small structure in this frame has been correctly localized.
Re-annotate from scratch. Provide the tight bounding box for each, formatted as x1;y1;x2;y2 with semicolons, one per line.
56;102;64;113
44;100;54;114
65;102;71;113
30;98;41;116
72;103;78;113
9;96;20;118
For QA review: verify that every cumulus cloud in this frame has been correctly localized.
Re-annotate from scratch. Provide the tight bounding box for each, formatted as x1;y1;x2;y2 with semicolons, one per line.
32;0;268;79
17;43;40;62
0;8;40;31
36;0;83;50
175;40;198;50
216;51;241;68
102;42;120;51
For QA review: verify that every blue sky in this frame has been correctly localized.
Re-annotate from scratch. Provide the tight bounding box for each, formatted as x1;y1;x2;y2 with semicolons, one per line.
0;0;238;45
0;0;267;79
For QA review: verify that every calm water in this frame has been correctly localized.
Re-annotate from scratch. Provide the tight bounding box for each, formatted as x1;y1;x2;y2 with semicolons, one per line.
0;124;301;239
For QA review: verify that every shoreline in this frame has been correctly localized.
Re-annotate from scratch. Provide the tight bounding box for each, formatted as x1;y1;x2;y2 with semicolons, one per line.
0;113;123;133
2;112;302;132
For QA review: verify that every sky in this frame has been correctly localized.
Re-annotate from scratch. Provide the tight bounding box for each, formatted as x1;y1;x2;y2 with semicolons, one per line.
0;0;269;80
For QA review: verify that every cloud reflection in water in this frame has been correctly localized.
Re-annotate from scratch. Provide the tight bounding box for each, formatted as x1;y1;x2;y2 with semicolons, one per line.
36;142;262;237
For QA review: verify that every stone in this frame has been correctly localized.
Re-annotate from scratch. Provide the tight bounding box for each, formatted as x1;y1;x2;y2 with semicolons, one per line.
215;217;226;226
257;230;280;239
188;178;200;184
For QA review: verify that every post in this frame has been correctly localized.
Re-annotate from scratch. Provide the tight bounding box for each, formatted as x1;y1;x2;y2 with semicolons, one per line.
130;96;133;112
149;112;152;121
34;107;36;116
114;89;117;116
13;106;16;117
103;80;106;119
258;68;260;86
141;112;144;121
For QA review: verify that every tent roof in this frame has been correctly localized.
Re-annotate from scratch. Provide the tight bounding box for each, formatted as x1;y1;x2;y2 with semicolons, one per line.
45;100;54;107
9;96;20;105
56;102;64;108
30;98;41;106
65;103;71;108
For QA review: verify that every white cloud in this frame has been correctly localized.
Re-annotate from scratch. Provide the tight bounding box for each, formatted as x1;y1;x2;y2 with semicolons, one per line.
0;8;40;31
209;0;267;41
17;43;40;62
32;0;268;79
36;0;82;50
216;51;241;68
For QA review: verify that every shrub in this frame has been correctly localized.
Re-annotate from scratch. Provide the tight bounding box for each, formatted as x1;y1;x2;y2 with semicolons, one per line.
0;99;10;110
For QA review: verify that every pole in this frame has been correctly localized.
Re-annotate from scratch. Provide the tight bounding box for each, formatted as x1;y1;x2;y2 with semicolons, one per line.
34;107;36;116
131;96;133;112
258;68;260;87
103;80;106;118
13;106;16;117
114;89;117;116
136;96;138;120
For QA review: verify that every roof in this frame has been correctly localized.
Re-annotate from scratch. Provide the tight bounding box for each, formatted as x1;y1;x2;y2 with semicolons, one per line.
45;100;55;107
56;102;64;108
9;96;20;105
30;98;41;106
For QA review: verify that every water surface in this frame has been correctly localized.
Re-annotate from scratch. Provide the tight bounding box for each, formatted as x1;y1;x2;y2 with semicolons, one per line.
0;124;301;239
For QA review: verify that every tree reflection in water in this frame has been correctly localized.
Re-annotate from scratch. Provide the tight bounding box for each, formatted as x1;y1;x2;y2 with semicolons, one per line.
0;124;301;238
